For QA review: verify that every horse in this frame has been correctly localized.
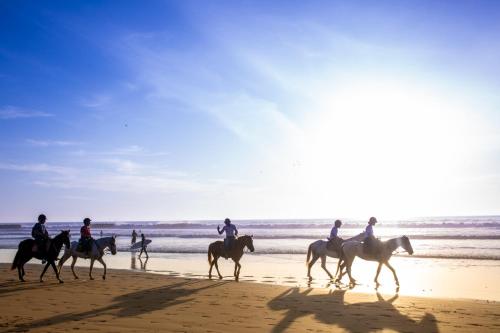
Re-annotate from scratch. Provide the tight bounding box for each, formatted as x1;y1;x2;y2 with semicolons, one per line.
337;235;414;286
57;236;117;280
208;235;254;280
306;232;366;280
11;230;71;283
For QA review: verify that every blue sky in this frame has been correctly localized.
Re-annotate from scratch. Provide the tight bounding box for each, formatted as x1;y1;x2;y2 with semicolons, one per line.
1;1;500;222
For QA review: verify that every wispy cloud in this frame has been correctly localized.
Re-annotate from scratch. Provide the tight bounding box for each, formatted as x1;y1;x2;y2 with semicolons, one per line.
0;158;238;195
71;145;168;157
26;139;83;147
0;106;53;119
0;162;74;176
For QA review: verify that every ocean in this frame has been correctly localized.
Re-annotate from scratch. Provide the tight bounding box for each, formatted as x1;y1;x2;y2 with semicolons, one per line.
1;216;499;260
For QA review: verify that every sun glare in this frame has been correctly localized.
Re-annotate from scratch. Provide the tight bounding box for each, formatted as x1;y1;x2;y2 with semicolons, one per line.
285;79;473;217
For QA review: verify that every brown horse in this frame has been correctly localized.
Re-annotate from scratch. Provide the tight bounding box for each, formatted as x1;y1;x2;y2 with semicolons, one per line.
208;235;254;280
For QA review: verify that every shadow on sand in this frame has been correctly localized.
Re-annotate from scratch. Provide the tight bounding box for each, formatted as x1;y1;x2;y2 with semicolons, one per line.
268;288;440;333
7;279;227;332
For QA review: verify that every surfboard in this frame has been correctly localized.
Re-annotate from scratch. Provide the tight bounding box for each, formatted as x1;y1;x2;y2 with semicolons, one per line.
130;239;152;250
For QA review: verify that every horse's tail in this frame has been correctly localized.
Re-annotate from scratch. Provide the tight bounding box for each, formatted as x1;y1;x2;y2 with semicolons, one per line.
11;245;21;270
306;243;313;265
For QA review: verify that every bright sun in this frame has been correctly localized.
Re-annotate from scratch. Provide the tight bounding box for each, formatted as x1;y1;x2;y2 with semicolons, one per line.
272;78;476;218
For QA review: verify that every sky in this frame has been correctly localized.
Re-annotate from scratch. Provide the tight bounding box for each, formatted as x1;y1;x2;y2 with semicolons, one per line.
1;0;500;222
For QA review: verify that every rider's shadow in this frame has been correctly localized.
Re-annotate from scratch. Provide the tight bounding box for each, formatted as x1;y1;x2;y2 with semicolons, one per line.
268;288;440;333
7;280;228;332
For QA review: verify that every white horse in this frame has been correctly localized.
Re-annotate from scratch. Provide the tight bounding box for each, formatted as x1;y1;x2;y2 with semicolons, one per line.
337;236;414;286
306;232;366;280
58;236;117;280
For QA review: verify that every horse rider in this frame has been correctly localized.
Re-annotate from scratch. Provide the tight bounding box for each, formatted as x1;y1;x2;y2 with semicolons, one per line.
217;218;238;258
79;217;93;257
138;233;149;259
363;217;381;255
32;214;50;262
131;229;138;244
327;219;343;252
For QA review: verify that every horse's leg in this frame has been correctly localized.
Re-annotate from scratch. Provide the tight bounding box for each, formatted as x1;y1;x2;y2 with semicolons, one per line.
89;258;95;280
374;262;383;286
98;257;107;280
50;261;63;283
71;256;79;279
208;254;214;279
345;258;356;284
385;261;399;286
307;254;319;280
320;255;333;280
335;260;346;283
18;260;25;282
57;251;70;274
40;262;51;282
233;260;239;280
213;257;223;279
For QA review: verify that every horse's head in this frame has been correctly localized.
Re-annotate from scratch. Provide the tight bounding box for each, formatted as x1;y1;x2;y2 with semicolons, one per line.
60;230;71;249
401;236;413;255
241;235;255;252
110;235;117;255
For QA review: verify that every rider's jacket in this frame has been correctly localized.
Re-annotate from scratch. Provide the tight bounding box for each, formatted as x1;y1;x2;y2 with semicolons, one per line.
329;226;339;239
32;223;49;240
221;224;237;238
80;225;91;239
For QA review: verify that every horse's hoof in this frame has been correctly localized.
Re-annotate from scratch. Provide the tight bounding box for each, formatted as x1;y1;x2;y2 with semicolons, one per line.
59;280;64;284
102;276;106;280
90;277;94;280
74;276;79;280
20;279;25;282
40;280;44;283
218;276;223;280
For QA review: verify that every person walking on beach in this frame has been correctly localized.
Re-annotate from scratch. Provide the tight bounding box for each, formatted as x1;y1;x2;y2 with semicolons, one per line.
31;214;50;262
363;217;380;255
79;218;93;257
131;229;138;244
138;233;149;259
217;218;238;258
327;219;343;252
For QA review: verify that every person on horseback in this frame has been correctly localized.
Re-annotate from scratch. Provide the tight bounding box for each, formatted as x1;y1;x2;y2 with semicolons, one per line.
363;217;381;255
31;214;50;262
327;219;343;252
79;218;93;257
217;218;238;259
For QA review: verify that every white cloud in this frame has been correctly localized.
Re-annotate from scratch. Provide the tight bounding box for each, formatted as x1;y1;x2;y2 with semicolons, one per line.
26;139;83;147
0;106;53;119
71;145;168;157
0;162;74;176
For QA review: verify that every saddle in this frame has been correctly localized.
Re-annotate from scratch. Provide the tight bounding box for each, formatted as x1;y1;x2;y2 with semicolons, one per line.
32;239;50;256
363;237;383;257
326;237;343;253
78;238;93;254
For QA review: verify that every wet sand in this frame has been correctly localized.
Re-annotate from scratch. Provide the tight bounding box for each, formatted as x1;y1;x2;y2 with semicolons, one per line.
1;264;499;332
2;249;499;301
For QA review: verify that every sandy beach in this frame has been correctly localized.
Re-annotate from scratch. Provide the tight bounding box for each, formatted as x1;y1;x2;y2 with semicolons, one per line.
1;263;498;333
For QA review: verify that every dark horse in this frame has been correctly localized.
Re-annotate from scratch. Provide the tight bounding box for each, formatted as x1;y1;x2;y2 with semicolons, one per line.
208;235;254;280
11;230;71;283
